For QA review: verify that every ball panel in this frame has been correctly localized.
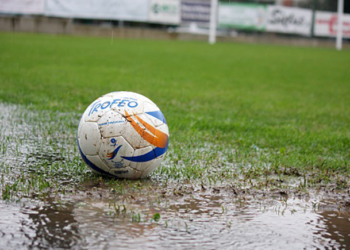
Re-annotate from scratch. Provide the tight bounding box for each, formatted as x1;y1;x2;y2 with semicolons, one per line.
85;154;111;174
99;136;134;169
156;123;169;137
97;110;126;138
135;113;156;128
129;146;155;171
143;102;165;127
121;120;152;149
108;91;144;116
120;102;144;116
84;96;113;122
78;122;101;155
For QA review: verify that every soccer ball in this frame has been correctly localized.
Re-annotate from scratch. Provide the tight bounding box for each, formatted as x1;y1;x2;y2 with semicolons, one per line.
77;91;169;179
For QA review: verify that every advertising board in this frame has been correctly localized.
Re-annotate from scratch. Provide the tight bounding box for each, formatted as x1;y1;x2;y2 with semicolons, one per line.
149;0;180;24
46;0;148;22
0;0;44;15
181;0;211;25
314;11;350;38
218;3;267;31
266;6;312;36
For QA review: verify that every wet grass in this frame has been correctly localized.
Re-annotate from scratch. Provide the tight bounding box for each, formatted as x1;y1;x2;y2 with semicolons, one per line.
0;32;349;203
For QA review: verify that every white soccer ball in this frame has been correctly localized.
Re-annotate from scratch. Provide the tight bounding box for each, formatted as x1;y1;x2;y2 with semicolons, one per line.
77;91;169;179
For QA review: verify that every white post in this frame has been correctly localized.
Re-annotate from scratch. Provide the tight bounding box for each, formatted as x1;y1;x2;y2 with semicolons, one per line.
336;0;344;50
209;0;218;44
275;0;283;6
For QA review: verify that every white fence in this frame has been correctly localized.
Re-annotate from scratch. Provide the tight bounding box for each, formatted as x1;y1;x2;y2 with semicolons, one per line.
0;0;347;38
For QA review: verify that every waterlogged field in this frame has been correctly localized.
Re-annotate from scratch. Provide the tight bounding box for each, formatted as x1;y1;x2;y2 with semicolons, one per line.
0;32;349;249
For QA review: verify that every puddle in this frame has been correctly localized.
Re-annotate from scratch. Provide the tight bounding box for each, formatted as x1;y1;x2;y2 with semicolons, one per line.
0;192;349;249
0;102;349;249
0;201;81;249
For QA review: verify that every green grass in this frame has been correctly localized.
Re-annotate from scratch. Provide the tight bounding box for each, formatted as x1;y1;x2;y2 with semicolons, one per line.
0;32;349;197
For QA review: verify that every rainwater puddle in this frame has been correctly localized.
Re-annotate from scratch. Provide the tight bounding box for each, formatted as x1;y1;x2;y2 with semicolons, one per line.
0;192;349;249
0;102;349;249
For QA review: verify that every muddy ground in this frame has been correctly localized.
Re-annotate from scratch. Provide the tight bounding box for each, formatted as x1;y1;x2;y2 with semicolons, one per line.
0;103;349;249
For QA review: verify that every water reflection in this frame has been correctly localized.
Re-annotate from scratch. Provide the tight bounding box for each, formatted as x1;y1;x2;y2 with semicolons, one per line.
0;201;83;249
22;202;82;249
0;193;349;249
318;211;350;248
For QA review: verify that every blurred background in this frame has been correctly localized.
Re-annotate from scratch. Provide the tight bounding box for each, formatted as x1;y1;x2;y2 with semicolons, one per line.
0;0;349;47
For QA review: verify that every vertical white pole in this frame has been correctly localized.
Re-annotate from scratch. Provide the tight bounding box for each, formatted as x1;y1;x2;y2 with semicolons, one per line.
275;0;283;6
209;0;218;44
336;0;344;50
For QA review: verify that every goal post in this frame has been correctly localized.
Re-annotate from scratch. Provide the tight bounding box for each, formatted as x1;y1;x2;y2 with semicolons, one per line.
209;0;218;44
336;0;344;50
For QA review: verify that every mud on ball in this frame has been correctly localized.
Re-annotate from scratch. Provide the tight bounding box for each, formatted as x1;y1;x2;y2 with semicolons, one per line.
77;91;169;179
